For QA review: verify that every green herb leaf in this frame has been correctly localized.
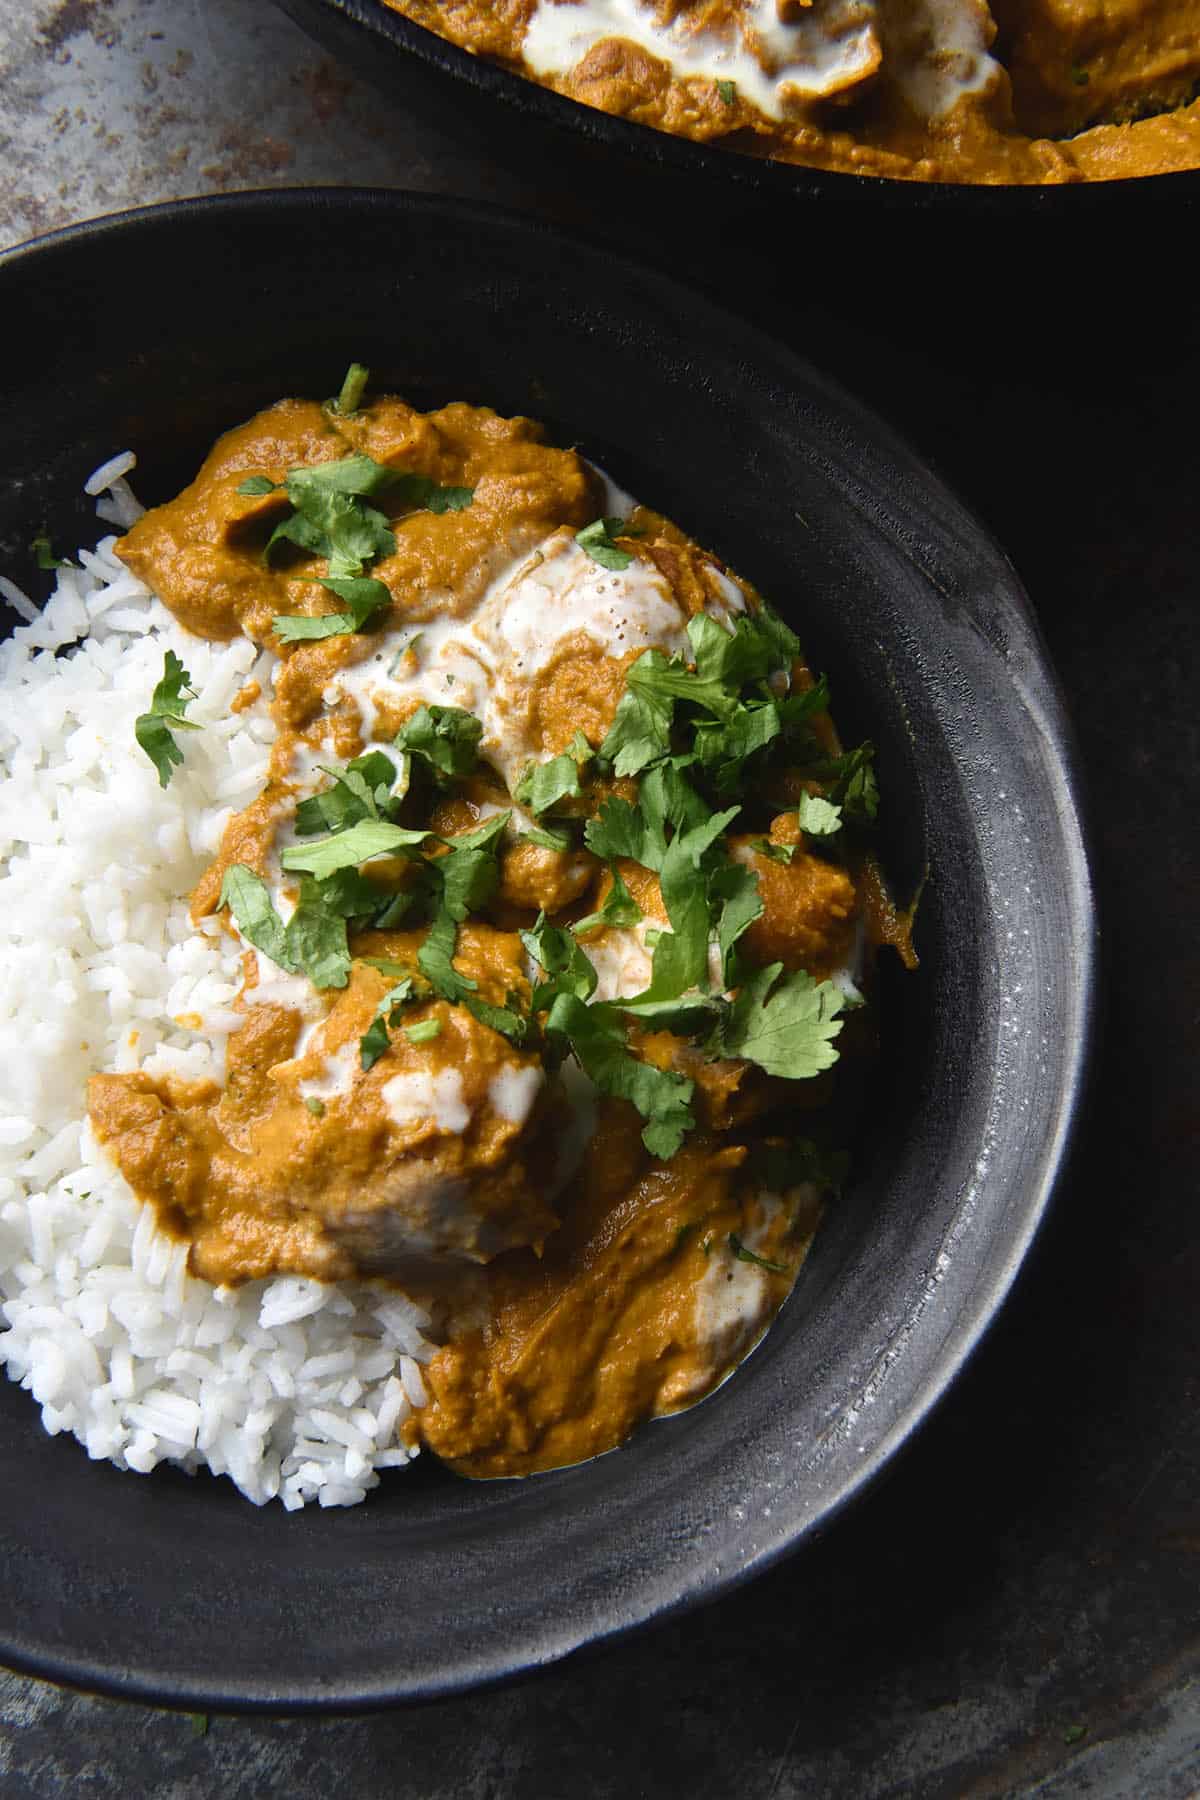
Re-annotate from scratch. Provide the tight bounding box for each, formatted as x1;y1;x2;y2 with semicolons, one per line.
236;475;278;496
264;456;398;579
729;1233;789;1275
514;736;593;815
393;704;482;780
717;78;737;104
796;793;842;837
709;859;763;982
359;1014;391;1072
464;994;529;1044
404;1017;442;1044
519;824;573;853
388;473;475;515
134;650;202;788
280;819;431;880
332;362;369;416
576;516;637;572
439;811;511;921
294;750;404;838
282;876;352;989
572;863;642;936
218;865;297;974
359;977;418;1070
272;576;391;642
598;681;675;778
523;913;599;1010
30;533;72;571
304;1096;326;1117
544;993;695;1158
417;906;477;1005
710;962;844;1078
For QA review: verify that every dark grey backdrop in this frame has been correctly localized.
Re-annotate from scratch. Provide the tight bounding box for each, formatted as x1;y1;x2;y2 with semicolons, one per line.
1;2;1197;1795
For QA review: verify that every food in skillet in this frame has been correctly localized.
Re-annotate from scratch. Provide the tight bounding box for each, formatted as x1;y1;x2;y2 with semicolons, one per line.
0;369;911;1504
383;0;1200;182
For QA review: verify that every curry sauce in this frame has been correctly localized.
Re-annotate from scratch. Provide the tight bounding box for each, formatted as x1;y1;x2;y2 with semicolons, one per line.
88;381;902;1480
383;0;1200;183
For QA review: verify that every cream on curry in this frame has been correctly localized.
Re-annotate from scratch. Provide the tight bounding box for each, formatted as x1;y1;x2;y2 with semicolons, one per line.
87;379;907;1481
382;0;1200;182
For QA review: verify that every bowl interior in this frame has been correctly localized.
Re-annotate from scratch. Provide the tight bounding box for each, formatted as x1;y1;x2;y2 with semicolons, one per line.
0;191;1093;1708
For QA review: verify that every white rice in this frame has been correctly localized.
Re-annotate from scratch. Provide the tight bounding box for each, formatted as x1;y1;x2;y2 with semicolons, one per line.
0;463;437;1508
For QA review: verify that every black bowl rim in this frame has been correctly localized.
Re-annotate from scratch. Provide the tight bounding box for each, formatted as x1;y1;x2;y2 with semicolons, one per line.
279;0;1200;211
0;188;1098;1711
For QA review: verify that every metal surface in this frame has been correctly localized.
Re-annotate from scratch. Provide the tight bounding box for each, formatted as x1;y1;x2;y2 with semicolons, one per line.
0;2;1197;1796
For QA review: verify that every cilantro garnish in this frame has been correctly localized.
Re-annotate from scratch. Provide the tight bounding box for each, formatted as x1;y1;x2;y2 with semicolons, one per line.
218;865;294;973
304;1097;326;1118
250;453;475;582
135;650;202;788
520;824;573;853
393;704;482;780
576;517;638;572
708;963;845;1078
360;978;419;1070
281;818;431;881
796;793;842;837
544;993;695;1158
331;362;369;417
30;533;73;571
405;1017;442;1045
572;864;642;937
273;575;391;642
294;749;405;838
717;79;737;104
729;1234;789;1275
522;913;599;1010
514;733;593;815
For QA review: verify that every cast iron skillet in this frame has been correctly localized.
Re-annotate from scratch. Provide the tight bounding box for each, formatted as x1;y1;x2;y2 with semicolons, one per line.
0;189;1094;1711
276;0;1199;218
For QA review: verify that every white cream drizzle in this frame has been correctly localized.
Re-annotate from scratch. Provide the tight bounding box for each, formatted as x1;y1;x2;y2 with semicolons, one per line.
488;1064;545;1126
382;1066;471;1134
523;0;1002;123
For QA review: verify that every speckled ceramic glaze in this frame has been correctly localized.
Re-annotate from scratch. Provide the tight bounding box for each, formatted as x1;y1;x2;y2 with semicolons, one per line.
0;191;1094;1710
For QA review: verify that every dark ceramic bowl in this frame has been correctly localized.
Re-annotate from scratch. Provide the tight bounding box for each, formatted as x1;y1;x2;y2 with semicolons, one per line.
0;189;1094;1711
276;0;1200;216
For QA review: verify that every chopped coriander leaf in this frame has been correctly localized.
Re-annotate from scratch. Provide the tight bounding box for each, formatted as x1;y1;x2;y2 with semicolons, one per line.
272;576;391;642
236;475;278;496
520;823;573;853
572;863;642;936
717;78;737;103
360;977;418;1070
729;1234;789;1276
439;811;511;921
264;455;398;579
388;473;475;515
615;991;722;1035
748;836;795;865
218;865;297;974
515;741;590;815
523;913;599;1009
294;750;404;837
393;704;482;779
304;1097;326;1118
645;803;740;999
805;742;878;823
135;649;202;788
281;819;432;880
544;993;695;1158
30;533;73;571
360;956;423;981
332;362;369;416
598;680;674;777
359;1014;391;1072
576;516;638;572
404;1017;442;1044
709;962;844;1078
282;876;353;989
710;859;763;982
464;994;529;1044
796;793;842;837
418;906;478;1005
